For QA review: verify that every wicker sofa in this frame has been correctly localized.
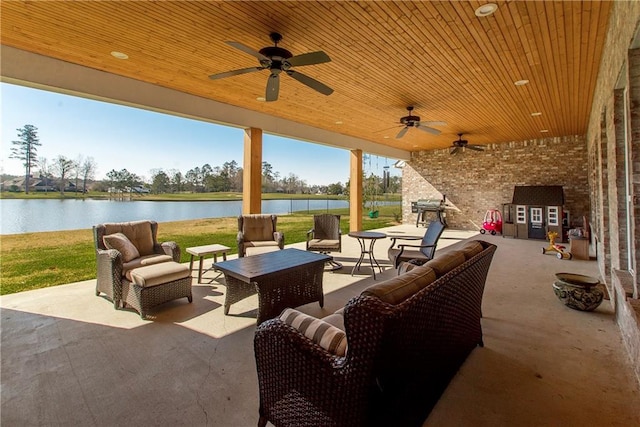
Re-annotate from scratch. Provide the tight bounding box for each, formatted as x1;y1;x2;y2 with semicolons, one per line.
254;239;497;427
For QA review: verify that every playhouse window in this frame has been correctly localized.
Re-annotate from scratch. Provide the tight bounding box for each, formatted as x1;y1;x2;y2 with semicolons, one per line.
548;207;559;226
516;205;526;224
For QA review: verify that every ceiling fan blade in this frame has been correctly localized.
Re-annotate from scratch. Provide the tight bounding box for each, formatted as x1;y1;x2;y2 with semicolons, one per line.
396;126;409;139
265;73;280;102
375;124;403;133
286;70;334;95
287;51;331;67
416;125;441;135
450;147;460;155
419;121;447;126
225;41;269;62
467;145;485;151
209;67;264;80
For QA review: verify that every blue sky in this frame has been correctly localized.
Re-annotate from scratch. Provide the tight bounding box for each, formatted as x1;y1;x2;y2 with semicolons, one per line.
1;82;399;186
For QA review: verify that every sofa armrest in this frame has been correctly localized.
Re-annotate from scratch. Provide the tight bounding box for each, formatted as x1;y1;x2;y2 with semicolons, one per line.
157;241;180;262
255;319;355;425
273;231;285;249
95;248;124;307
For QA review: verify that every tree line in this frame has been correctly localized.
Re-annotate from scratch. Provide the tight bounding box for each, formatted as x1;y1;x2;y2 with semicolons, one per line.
7;124;401;196
8;124;97;194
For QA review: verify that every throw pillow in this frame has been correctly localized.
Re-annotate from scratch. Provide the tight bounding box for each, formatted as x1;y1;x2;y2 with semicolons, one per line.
103;232;141;262
280;308;347;356
459;240;484;260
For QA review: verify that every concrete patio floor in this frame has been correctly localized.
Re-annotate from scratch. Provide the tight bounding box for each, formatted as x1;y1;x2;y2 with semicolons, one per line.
1;225;639;426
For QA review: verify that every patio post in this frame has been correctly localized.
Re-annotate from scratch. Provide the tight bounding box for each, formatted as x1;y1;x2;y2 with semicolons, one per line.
350;149;363;231
243;127;262;214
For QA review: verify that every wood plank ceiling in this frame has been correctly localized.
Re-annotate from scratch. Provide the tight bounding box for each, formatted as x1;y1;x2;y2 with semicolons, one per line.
0;1;611;152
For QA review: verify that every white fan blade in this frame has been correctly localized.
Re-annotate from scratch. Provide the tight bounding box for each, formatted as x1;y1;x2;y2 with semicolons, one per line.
287;51;331;67
225;41;269;62
416;125;441;135
265;73;280;101
419;121;447;126
396;126;409;139
286;70;333;95
467;145;485;151
209;67;264;80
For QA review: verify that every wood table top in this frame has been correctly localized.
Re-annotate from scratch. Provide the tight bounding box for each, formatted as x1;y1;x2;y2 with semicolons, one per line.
186;244;231;256
213;248;331;282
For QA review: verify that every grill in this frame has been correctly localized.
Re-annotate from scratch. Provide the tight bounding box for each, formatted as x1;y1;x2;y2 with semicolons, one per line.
411;196;447;227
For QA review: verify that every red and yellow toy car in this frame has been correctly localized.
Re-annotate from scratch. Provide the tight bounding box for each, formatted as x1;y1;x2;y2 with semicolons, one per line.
479;209;502;235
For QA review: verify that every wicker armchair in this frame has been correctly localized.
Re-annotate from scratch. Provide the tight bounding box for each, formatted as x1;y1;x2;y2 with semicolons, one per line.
237;214;284;257
306;213;343;270
255;240;497;427
93;220;180;308
388;220;446;270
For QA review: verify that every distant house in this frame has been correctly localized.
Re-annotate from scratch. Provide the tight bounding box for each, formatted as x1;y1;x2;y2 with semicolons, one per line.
33;176;57;192
1;177;26;192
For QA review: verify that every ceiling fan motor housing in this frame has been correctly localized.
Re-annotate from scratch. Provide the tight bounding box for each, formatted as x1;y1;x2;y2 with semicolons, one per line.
400;114;420;126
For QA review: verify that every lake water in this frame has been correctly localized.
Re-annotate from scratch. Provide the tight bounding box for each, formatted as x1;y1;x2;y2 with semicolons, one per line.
0;199;399;234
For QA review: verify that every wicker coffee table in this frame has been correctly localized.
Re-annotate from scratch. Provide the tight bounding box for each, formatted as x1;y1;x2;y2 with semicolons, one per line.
213;248;331;324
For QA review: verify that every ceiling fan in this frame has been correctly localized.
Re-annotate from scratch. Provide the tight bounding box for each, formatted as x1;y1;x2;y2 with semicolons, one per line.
395;106;446;139
209;32;333;102
450;133;485;155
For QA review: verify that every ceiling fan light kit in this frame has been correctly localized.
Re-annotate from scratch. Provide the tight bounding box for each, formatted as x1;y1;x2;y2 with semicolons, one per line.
209;32;333;102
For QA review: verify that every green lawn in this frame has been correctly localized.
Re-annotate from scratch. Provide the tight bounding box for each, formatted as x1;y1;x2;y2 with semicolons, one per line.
0;207;400;295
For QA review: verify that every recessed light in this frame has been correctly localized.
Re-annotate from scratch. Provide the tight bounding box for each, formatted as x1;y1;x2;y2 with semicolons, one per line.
256;97;266;102
514;79;529;86
110;51;129;60
383;136;390;139
540;129;549;133
531;112;542;116
475;3;498;17
335;121;343;125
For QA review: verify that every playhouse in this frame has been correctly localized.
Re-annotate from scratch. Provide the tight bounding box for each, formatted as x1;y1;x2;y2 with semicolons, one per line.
502;185;567;242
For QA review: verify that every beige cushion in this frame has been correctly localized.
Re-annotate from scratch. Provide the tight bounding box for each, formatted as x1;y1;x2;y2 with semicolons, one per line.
244;240;280;248
103;233;140;262
397;261;419;275
459;240;484;260
308;239;340;249
361;266;437;305
280;308;347;356
129;262;190;287
424;251;466;277
321;308;345;331
243;216;274;241
124;254;174;280
103;221;155;256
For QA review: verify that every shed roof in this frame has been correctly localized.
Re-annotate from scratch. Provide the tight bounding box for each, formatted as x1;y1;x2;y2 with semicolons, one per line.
512;186;564;206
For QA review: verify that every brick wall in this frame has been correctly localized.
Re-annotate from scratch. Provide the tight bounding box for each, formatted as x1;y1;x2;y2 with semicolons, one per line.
402;135;589;231
584;0;640;386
